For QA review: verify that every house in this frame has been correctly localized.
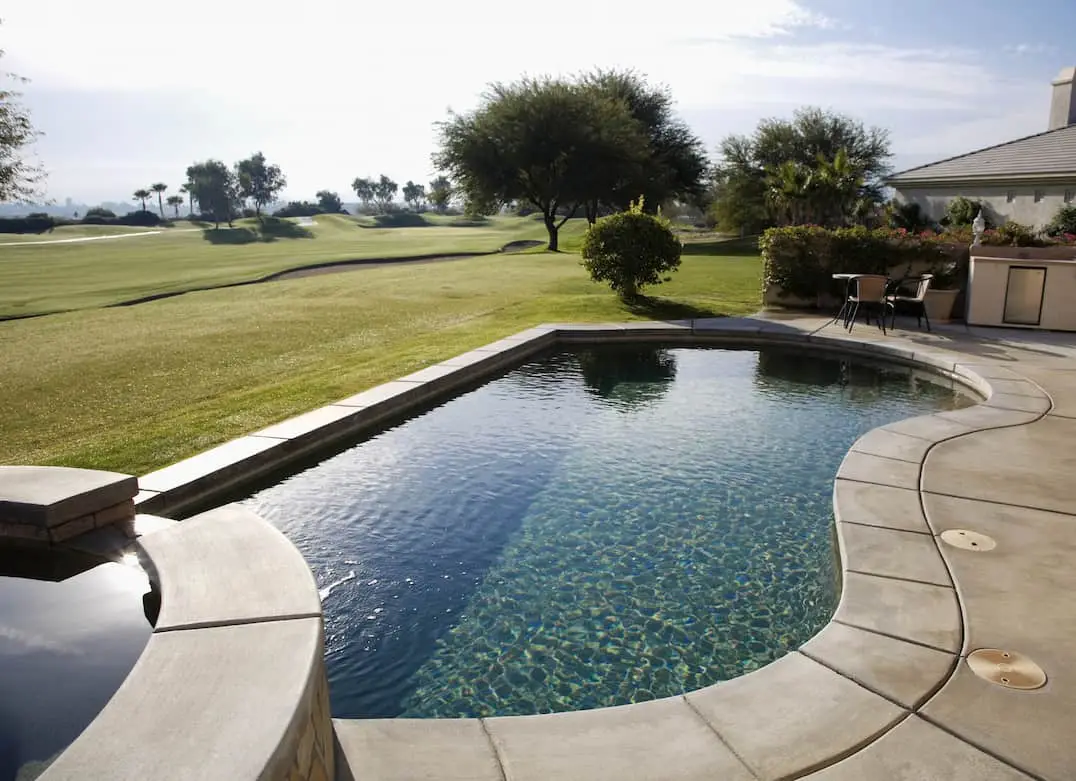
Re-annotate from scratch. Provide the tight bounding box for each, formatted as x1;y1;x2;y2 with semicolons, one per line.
888;67;1076;228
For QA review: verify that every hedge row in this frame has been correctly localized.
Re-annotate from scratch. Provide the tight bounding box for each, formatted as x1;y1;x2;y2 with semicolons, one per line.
760;226;960;302
0;210;167;233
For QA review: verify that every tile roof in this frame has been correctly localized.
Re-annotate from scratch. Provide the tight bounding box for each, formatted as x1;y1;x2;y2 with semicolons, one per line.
889;124;1076;183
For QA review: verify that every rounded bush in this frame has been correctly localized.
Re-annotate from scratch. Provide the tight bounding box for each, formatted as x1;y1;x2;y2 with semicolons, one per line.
581;201;682;300
1047;204;1076;237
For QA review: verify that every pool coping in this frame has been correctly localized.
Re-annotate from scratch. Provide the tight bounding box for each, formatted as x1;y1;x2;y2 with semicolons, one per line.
53;315;1063;780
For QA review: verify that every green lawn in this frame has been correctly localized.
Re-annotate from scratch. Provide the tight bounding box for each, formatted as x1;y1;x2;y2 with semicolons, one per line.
0;214;592;318
0;239;762;474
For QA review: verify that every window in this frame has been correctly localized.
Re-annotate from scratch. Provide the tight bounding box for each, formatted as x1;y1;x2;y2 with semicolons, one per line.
1006;191;1016;203
1034;190;1045;203
1066;190;1074;203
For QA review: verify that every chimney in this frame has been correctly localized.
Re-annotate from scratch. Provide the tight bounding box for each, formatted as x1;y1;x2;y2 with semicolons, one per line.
1049;67;1076;130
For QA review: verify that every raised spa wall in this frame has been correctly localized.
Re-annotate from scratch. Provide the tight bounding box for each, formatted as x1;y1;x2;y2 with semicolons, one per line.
1;317;1045;781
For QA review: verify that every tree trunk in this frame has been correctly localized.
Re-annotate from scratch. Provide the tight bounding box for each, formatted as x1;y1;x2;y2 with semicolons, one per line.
585;199;598;225
188;193;193;215
544;214;559;252
158;194;164;218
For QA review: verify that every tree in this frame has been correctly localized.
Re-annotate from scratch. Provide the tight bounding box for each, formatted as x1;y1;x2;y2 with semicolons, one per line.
580;198;682;300
373;174;398;211
151;182;168;217
316;190;343;213
234;152;286;218
351;177;374;210
179;182;195;216
402;180;425;212
166;194;184;218
577;69;709;222
712;107;891;232
133;188;151;212
0;39;44;202
434;76;649;250
428;176;453;213
185;160;238;228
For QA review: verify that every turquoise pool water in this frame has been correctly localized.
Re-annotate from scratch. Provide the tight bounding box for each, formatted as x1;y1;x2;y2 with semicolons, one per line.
244;344;970;718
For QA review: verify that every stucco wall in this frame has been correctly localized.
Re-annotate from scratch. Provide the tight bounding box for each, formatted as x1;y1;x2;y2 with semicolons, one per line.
894;184;1076;229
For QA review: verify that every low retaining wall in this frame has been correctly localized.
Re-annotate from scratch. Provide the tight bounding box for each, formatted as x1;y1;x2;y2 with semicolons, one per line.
39;503;333;781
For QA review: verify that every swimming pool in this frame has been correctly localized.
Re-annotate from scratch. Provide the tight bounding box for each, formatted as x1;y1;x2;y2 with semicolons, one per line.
244;344;971;718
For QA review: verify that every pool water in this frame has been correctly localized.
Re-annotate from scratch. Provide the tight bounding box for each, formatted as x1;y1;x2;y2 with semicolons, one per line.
244;345;971;718
0;550;152;781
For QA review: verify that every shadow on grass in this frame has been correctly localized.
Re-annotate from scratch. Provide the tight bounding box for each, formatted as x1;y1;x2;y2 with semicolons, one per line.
624;295;723;320
681;236;760;257
201;219;313;244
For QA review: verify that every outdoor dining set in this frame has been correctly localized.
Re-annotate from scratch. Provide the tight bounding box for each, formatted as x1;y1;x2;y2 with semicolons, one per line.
828;272;935;335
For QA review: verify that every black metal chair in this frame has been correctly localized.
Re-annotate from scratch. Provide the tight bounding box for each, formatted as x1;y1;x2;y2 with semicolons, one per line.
886;274;934;332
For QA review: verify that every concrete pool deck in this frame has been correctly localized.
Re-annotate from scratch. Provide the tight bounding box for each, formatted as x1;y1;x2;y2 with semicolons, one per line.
14;313;1076;780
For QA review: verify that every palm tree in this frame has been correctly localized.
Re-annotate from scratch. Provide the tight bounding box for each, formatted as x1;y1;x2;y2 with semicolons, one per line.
151;183;168;218
133;188;152;212
166;194;184;218
179;183;195;216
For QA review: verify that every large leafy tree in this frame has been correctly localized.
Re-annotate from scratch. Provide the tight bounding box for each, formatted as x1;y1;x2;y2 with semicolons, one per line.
402;180;425;212
0;40;44;202
373;174;398;211
151;182;168;217
316;190;343;213
577;69;709;222
351;177;374;210
711;107;891;232
186;160;239;228
434;76;649;250
133;188;151;212
428;176;453;213
235;152;286;217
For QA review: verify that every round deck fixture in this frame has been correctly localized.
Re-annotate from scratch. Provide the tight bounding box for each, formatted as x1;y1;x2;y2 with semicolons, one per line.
940;529;996;552
967;649;1046;690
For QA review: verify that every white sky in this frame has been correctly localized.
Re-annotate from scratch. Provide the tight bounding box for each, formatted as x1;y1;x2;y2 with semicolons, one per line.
0;0;1058;203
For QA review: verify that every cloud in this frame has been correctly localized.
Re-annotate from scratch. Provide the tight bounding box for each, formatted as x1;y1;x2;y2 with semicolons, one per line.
1004;43;1058;56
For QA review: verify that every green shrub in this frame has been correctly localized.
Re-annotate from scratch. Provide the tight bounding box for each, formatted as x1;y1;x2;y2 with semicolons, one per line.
581;199;682;300
943;196;984;226
1047;204;1076;237
994;220;1040;247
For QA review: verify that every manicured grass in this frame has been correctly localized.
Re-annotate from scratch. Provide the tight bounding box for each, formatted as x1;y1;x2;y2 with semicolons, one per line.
0;214;592;318
0;243;762;474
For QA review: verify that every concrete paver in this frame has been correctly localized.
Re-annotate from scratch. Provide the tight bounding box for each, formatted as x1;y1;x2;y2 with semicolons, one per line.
484;696;754;781
839;522;951;586
800;622;954;709
333;718;503;781
686;652;903;781
835;572;961;652
137;503;321;630
803;715;1034;780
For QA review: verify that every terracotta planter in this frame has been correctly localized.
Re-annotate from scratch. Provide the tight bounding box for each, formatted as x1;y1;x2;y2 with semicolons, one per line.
924;289;960;323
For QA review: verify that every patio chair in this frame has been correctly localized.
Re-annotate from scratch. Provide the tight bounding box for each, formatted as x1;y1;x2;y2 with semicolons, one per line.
845;275;890;335
886;274;933;332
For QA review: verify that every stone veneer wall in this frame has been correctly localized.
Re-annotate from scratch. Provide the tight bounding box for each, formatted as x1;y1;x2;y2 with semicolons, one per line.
280;657;334;781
